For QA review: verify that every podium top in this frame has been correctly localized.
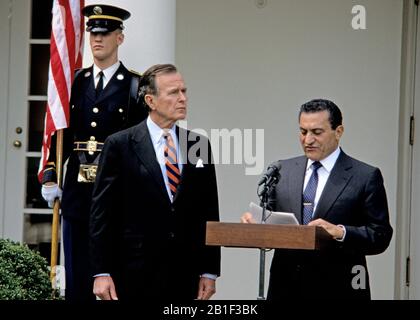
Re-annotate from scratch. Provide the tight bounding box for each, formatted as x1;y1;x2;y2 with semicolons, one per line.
206;222;333;250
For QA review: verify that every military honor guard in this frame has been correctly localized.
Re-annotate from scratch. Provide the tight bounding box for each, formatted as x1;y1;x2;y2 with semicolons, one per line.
40;4;148;301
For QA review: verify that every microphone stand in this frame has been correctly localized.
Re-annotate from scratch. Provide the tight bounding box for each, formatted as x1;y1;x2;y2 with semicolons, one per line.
256;175;279;300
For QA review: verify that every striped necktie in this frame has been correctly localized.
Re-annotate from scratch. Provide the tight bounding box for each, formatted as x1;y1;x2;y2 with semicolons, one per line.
164;132;181;198
302;161;322;225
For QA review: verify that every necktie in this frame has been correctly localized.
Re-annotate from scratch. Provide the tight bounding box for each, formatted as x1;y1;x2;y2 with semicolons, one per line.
164;132;181;198
302;161;322;225
96;71;104;97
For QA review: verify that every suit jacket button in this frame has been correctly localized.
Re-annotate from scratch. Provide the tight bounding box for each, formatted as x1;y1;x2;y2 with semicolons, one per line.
170;207;175;213
169;232;175;239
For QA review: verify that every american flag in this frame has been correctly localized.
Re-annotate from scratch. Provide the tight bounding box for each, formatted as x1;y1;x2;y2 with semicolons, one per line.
38;0;84;182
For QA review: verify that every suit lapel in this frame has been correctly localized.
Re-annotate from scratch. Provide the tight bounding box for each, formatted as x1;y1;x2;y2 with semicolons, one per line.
131;121;171;204
313;151;353;220
95;63;130;104
288;157;307;224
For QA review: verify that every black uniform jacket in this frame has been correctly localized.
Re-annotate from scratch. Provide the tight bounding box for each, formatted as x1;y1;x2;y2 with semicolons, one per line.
45;63;147;220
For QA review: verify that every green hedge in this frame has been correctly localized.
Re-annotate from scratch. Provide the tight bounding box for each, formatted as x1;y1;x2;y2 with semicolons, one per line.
0;238;57;300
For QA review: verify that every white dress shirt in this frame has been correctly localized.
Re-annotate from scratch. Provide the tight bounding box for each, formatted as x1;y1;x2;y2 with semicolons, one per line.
93;61;121;89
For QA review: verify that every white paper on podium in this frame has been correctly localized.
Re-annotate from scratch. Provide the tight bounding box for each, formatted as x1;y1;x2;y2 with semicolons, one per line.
249;202;299;225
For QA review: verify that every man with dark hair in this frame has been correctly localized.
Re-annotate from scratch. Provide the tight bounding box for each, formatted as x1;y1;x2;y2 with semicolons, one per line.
299;99;343;129
40;4;147;301
90;64;220;300
242;98;393;299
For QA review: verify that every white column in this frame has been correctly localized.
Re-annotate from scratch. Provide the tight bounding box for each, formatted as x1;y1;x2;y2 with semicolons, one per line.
83;0;176;73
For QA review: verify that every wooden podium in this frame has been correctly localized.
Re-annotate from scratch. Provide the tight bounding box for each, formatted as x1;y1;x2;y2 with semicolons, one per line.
206;221;333;299
206;221;333;250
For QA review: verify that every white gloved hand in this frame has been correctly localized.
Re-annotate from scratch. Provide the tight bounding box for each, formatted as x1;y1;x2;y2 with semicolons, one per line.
41;184;63;208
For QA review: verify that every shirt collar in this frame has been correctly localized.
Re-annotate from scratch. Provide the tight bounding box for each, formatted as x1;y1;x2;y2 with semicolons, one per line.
306;146;341;173
93;61;121;80
146;116;177;146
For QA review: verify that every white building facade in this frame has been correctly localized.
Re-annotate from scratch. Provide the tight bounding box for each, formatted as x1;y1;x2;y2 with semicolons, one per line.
0;0;419;300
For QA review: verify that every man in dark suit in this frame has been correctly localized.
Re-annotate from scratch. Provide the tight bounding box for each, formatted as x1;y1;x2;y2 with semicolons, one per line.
40;5;148;301
90;64;220;300
242;99;393;299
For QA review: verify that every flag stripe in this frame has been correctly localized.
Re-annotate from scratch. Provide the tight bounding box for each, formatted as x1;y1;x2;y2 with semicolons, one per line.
49;36;70;129
60;0;76;73
38;0;84;182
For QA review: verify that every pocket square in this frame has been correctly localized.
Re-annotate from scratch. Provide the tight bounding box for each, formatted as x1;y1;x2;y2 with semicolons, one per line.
196;159;204;168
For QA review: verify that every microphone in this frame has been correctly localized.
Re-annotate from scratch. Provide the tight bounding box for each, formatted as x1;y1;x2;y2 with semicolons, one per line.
257;161;282;186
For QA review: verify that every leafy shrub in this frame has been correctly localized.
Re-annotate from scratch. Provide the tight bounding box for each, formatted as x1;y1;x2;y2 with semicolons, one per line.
0;238;57;300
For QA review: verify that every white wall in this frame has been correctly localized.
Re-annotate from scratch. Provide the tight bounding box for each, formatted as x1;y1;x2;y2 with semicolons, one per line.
0;0;11;236
83;0;176;72
176;0;402;299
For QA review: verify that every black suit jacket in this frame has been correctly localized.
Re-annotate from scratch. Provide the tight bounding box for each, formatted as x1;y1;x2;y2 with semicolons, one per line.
90;120;221;300
266;150;393;300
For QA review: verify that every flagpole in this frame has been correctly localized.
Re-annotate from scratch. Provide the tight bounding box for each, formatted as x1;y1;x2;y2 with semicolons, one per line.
50;129;64;284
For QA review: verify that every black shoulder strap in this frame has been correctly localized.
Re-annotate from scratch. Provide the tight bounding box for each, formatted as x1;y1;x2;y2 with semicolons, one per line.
123;72;142;127
74;68;84;82
71;68;85;96
130;73;140;104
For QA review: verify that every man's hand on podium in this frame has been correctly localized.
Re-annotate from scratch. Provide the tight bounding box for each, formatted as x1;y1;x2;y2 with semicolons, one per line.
308;218;345;240
240;212;257;224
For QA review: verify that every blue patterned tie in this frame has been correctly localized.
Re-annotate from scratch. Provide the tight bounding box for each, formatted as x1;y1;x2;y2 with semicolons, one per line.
302;161;322;225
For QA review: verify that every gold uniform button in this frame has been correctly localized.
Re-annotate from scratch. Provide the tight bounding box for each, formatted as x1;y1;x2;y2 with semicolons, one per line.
91;122;97;128
93;107;99;113
119;108;124;113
